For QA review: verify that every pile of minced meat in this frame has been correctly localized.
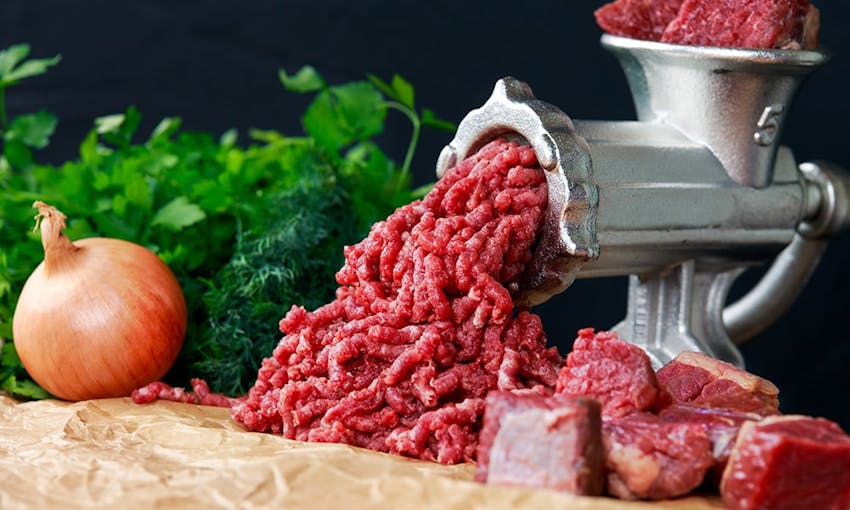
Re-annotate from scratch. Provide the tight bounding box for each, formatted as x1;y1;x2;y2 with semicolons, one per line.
135;138;564;464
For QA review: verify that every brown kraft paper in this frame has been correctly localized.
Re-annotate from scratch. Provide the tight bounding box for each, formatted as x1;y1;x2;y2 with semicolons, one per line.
0;395;724;509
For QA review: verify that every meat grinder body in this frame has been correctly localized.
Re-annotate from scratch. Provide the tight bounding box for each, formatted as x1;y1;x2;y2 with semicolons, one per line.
436;35;850;367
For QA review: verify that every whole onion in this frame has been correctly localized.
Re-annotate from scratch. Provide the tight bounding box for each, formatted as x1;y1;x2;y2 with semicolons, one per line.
12;201;187;401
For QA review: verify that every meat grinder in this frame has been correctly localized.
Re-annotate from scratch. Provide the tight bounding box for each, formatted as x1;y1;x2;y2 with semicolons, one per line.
435;34;850;368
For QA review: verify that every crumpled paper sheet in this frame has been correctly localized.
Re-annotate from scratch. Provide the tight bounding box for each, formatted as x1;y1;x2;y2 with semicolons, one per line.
0;395;724;510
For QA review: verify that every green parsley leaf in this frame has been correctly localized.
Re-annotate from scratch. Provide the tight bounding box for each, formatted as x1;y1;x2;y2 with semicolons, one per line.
1;374;51;400
421;109;457;132
368;74;415;110
0;44;31;77
0;44;61;87
0;55;61;87
1;341;22;367
95;106;141;147
78;130;99;162
95;114;126;134
4;110;58;148
148;117;182;145
367;74;395;100
302;82;385;151
3;138;32;169
279;66;325;93
391;74;415;110
0;254;12;302
151;196;207;232
219;128;238;148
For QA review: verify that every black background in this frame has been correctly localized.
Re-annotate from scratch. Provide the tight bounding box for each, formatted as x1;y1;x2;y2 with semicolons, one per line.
2;1;849;428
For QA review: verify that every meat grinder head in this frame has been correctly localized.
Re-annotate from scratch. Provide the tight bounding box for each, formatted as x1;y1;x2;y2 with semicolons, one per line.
436;35;850;368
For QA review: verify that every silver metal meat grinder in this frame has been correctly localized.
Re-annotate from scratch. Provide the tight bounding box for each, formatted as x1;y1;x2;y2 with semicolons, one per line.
435;34;850;368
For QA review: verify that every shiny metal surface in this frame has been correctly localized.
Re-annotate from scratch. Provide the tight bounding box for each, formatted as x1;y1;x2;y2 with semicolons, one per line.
601;34;828;189
437;37;850;367
724;162;850;343
613;263;745;367
574;121;803;278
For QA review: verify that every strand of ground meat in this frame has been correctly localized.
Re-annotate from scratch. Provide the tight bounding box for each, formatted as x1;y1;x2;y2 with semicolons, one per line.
228;139;563;464
132;379;245;407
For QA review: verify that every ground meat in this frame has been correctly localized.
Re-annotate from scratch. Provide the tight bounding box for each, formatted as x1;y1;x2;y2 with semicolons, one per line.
594;0;684;41
228;139;563;464
555;328;659;417
595;0;820;49
603;412;713;500
654;351;779;415
132;379;244;407
720;415;850;510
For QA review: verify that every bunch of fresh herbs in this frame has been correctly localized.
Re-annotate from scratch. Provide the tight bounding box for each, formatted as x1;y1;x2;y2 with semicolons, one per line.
0;46;454;398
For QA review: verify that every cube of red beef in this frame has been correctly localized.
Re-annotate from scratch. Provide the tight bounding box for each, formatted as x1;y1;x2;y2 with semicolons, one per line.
660;0;820;49
720;415;850;510
556;328;659;417
594;0;684;41
476;390;604;496
655;351;779;415
659;404;763;485
475;389;546;483
603;412;713;500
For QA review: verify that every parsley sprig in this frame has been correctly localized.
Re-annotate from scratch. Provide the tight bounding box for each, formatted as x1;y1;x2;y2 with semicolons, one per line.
0;47;455;398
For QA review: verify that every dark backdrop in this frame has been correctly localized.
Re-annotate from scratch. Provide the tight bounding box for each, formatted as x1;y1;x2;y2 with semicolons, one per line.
2;1;849;428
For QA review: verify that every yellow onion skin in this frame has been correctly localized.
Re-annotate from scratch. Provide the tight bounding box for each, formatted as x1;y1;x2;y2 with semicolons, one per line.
13;235;187;401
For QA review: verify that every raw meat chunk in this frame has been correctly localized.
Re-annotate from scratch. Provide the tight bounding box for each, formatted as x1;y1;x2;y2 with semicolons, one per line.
659;403;762;484
660;0;820;49
476;390;604;496
556;328;659;417
229;139;564;464
720;415;850;510
595;0;821;49
475;389;549;483
595;0;684;41
603;412;713;500
655;351;779;415
800;4;821;49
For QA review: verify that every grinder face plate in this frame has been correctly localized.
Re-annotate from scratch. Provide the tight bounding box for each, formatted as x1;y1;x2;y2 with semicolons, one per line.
436;78;599;307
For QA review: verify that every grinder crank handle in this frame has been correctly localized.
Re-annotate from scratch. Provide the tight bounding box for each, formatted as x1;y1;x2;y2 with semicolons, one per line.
724;161;850;343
